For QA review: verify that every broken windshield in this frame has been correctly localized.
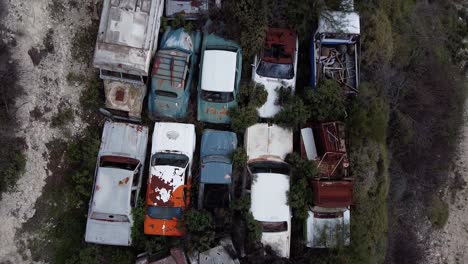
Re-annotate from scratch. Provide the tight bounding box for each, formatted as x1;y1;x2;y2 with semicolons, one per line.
151;153;189;168
201;90;234;103
256;60;294;79
147;206;183;220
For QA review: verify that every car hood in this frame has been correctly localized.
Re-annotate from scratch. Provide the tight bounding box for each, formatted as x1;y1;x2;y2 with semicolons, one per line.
85;218;131;246
198;100;234;124
200;161;232;184
148;165;186;207
253;75;296;118
306;209;350;248
261;230;291;258
150;94;187;119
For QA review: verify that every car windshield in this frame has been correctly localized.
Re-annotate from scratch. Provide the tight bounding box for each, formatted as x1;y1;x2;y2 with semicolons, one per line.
248;161;290;175
261;221;288;232
100;155;139;171
203;184;230;209
201;90;234;103
256;60;294;79
147;206;183;220
151;153;189;168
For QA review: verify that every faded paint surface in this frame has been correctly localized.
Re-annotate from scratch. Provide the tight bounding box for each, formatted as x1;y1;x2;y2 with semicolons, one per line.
148;166;185;207
165;0;209;19
201;50;237;92
245;123;293;162
94;0;165;77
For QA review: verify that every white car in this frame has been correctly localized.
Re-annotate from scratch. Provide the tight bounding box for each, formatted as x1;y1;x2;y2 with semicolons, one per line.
85;121;149;246
252;28;298;118
144;122;196;236
244;123;293;258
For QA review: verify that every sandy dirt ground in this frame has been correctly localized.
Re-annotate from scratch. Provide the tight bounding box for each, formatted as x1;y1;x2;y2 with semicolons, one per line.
0;0;93;263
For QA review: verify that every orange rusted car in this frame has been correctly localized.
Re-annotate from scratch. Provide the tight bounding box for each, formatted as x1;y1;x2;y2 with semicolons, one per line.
144;122;196;236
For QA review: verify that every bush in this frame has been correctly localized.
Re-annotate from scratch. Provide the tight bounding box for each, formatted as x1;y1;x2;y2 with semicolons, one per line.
229;106;259;134
181;209;215;252
51;107;75;128
274;96;310;128
71;21;99;64
304;80;346;122
231;197;262;243
0;137;26;195
429;196;449;229
238;82;268;108
232;147;248;170
362;9;394;65
275;86;293;106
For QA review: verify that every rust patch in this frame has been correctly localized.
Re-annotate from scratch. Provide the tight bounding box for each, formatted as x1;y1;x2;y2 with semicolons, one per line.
115;89;125;101
148;174;175;207
118;177;130;185
95;185;100;192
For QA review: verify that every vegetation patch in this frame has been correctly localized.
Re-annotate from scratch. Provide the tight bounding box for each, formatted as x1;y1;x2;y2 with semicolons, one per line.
429;196;449;229
181;209;215;252
50;107;75;128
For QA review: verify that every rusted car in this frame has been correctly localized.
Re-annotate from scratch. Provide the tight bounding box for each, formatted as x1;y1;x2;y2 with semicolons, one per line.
85;121;149;246
94;0;164;121
252;28;298;118
198;130;237;226
165;0;221;20
243;123;293;258
197;34;242;124
300;121;352;248
148;27;202;119
310;5;360;93
144;122;196;236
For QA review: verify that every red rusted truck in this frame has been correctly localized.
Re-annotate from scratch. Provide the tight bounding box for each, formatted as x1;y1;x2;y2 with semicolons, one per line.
300;122;352;248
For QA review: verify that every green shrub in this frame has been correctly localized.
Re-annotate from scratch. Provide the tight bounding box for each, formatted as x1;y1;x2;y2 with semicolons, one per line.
51;107;75;128
71;21;99;64
362;9;394;65
181;209;215;252
0;137;26;195
429;196;449;229
274;96;310;128
238;82;268;108
275;86;293;106
304;80;346;122
245;212;262;243
229;106;259;134
232;147;248;170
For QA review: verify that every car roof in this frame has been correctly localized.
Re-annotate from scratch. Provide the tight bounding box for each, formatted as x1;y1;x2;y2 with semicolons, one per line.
201;50;237;92
152;122;195;157
245;123;293;162
261;28;297;64
201;130;237;158
151;50;190;94
251;173;290;221
100;121;148;161
91;167;134;216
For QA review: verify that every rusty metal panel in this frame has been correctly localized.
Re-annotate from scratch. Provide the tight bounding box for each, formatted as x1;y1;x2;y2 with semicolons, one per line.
103;80;147;118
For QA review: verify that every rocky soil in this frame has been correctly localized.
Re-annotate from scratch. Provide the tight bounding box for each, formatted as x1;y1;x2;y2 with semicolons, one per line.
0;0;94;262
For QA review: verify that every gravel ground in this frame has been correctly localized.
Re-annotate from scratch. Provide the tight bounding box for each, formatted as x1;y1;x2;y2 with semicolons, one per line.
0;0;94;262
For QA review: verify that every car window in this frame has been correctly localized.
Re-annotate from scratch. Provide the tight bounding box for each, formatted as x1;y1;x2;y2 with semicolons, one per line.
201;90;234;103
151;153;189;168
256;60;294;79
155;90;178;98
90;212;130;222
100;155;139;171
261;221;288;232
147;206;183;220
248;161;290;175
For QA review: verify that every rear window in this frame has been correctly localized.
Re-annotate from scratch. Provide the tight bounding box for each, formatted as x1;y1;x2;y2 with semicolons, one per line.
155;90;178;98
261;221;288;232
248;161;290;175
100;155;139;171
90;212;130;222
147;206;183;220
151;153;189;168
201;90;234;103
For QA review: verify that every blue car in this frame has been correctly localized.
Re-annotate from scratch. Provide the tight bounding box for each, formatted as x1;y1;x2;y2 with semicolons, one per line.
198;130;238;219
148;27;202;119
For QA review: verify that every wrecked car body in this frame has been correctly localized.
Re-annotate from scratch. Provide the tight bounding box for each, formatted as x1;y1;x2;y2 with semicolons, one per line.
85;121;149;246
300;121;352;248
148;27;202;119
310;10;360;93
198;130;237;226
197;34;242;124
244;123;293;258
144;122;196;236
252;28;298;118
188;237;240;264
94;0;165;121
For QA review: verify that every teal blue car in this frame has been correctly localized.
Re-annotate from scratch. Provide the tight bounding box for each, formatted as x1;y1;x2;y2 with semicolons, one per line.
197;34;242;124
148;28;202;120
